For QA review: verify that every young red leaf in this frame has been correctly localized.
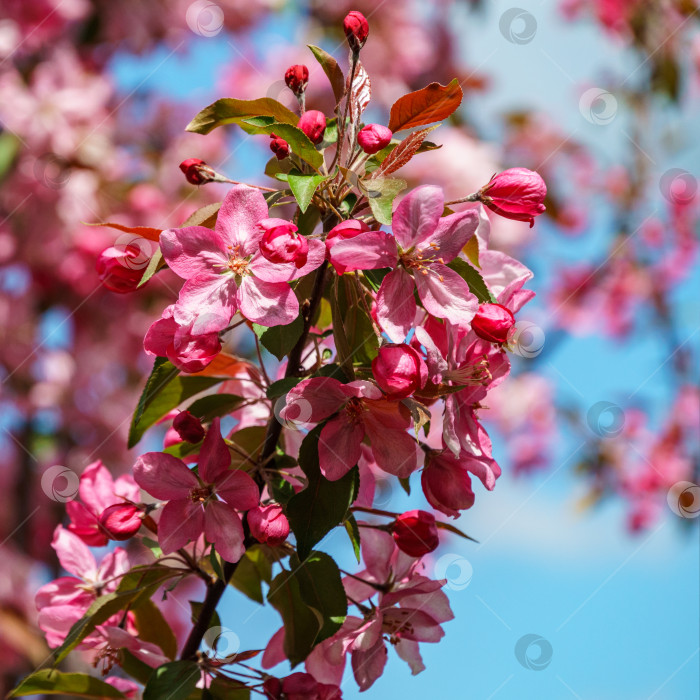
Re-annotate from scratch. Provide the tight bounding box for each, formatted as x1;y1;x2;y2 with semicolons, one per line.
387;79;463;132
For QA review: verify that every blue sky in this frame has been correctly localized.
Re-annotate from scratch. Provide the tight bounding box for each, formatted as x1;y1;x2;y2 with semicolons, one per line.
111;1;700;697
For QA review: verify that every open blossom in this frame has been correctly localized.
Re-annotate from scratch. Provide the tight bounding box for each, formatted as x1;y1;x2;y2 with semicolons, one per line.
280;377;419;481
159;185;325;330
84;625;169;672
259;220;308;268
478;168;546;227
66;460;139;547
328;186;480;341
133;418;259;562
371;343;427;398
36;527;130;647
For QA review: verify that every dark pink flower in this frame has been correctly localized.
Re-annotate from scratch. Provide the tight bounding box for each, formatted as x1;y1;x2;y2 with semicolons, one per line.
95;245;145;294
173;410;206;443
371;343;427;399
248;504;290;546
285;65;309;95
392;510;439;557
343;11;369;52
99;503;142;541
298;110;326;145
358;124;392;155
471;302;515;343
133;418;259;562
259;220;308;268
179;158;216;185
270;134;290;160
478;168;546;227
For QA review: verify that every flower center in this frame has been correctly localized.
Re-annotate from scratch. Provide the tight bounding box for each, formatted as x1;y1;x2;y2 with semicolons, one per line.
443;358;492;385
225;244;250;275
400;243;445;277
344;397;366;424
93;645;120;674
190;485;214;503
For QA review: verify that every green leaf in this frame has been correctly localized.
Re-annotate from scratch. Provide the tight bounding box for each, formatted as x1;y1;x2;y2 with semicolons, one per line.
287;171;328;213
132;597;178;660
230;545;273;604
236;119;323;170
186;97;298;135
143;661;200;700
362;177;407;225
189;600;221;630
9;670;125;698
435;519;478;543
344;514;361;562
290;551;347;641
205;677;251;700
447;258;495;303
296;203;322;236
286;427;359;559
181;201;221;228
128;358;221;447
138;248;164;288
0;132;19;181
186;393;244;422
121;650;154;684
267;570;322;666
463;234;480;268
253;315;304;361
339;192;358;217
267;376;304;400
308;45;345;103
362;268;390;293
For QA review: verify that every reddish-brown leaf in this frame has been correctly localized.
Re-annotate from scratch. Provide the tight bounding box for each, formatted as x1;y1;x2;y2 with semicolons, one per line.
86;221;162;242
191;353;255;378
388;79;463;132
373;126;438;178
347;61;371;124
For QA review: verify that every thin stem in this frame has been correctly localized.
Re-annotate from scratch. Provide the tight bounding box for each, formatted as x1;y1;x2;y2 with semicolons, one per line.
444;192;479;206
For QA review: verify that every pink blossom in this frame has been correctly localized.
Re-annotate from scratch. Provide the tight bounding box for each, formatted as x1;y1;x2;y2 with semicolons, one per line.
66;460;139;547
329;186;479;341
371;343;428;399
325;219;371;274
84;624;169;671
95;245;145;294
358;124;393;154
259;219;309;268
478;168;547;228
247;504;290;546
280;377;419;481
99;503;142;541
471;302;515;343
133;418;259;562
159;185;325;330
297;110;326;144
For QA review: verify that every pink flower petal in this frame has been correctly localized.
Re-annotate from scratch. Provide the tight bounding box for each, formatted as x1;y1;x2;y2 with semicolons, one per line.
414;263;477;327
376;268;416;343
319;416;364;481
281;377;349;425
394;639;425;675
382;608;445;642
172;271;237;330
158;499;204;554
197;418;231;484
364;420;419;478
159;226;227;280
215;185;269;256
328;231;398;273
78;461;114;513
262;626;286;669
351;637;387;692
392;186;444;251
216;469;259;511
425;209;479;262
52;526;96;580
204;501;246;562
250;238;326;282
237;276;298;327
133;452;197;501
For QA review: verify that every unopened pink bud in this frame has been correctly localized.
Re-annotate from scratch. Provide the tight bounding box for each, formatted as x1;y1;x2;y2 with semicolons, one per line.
96;245;145;294
392;509;439;557
343;10;369;52
371;343;428;399
471;303;515;344
297;110;326;145
99;503;142;541
259;221;308;268
285;64;309;96
478;168;546;228
248;505;290;546
173;410;205;443
357;124;392;155
179;158;217;185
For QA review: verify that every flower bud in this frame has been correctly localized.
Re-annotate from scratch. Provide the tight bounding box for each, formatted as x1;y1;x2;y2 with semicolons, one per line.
371;343;428;399
392;510;439;557
297;110;326;145
99;503;142;541
262;678;282;700
269;134;290;160
357;124;392;155
248;505;290;546
325;219;370;274
179;158;217;185
96;245;145;294
284;64;309;96
478;167;546;228
259;221;308;268
471;303;515;344
173;410;206;443
343;10;369;53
